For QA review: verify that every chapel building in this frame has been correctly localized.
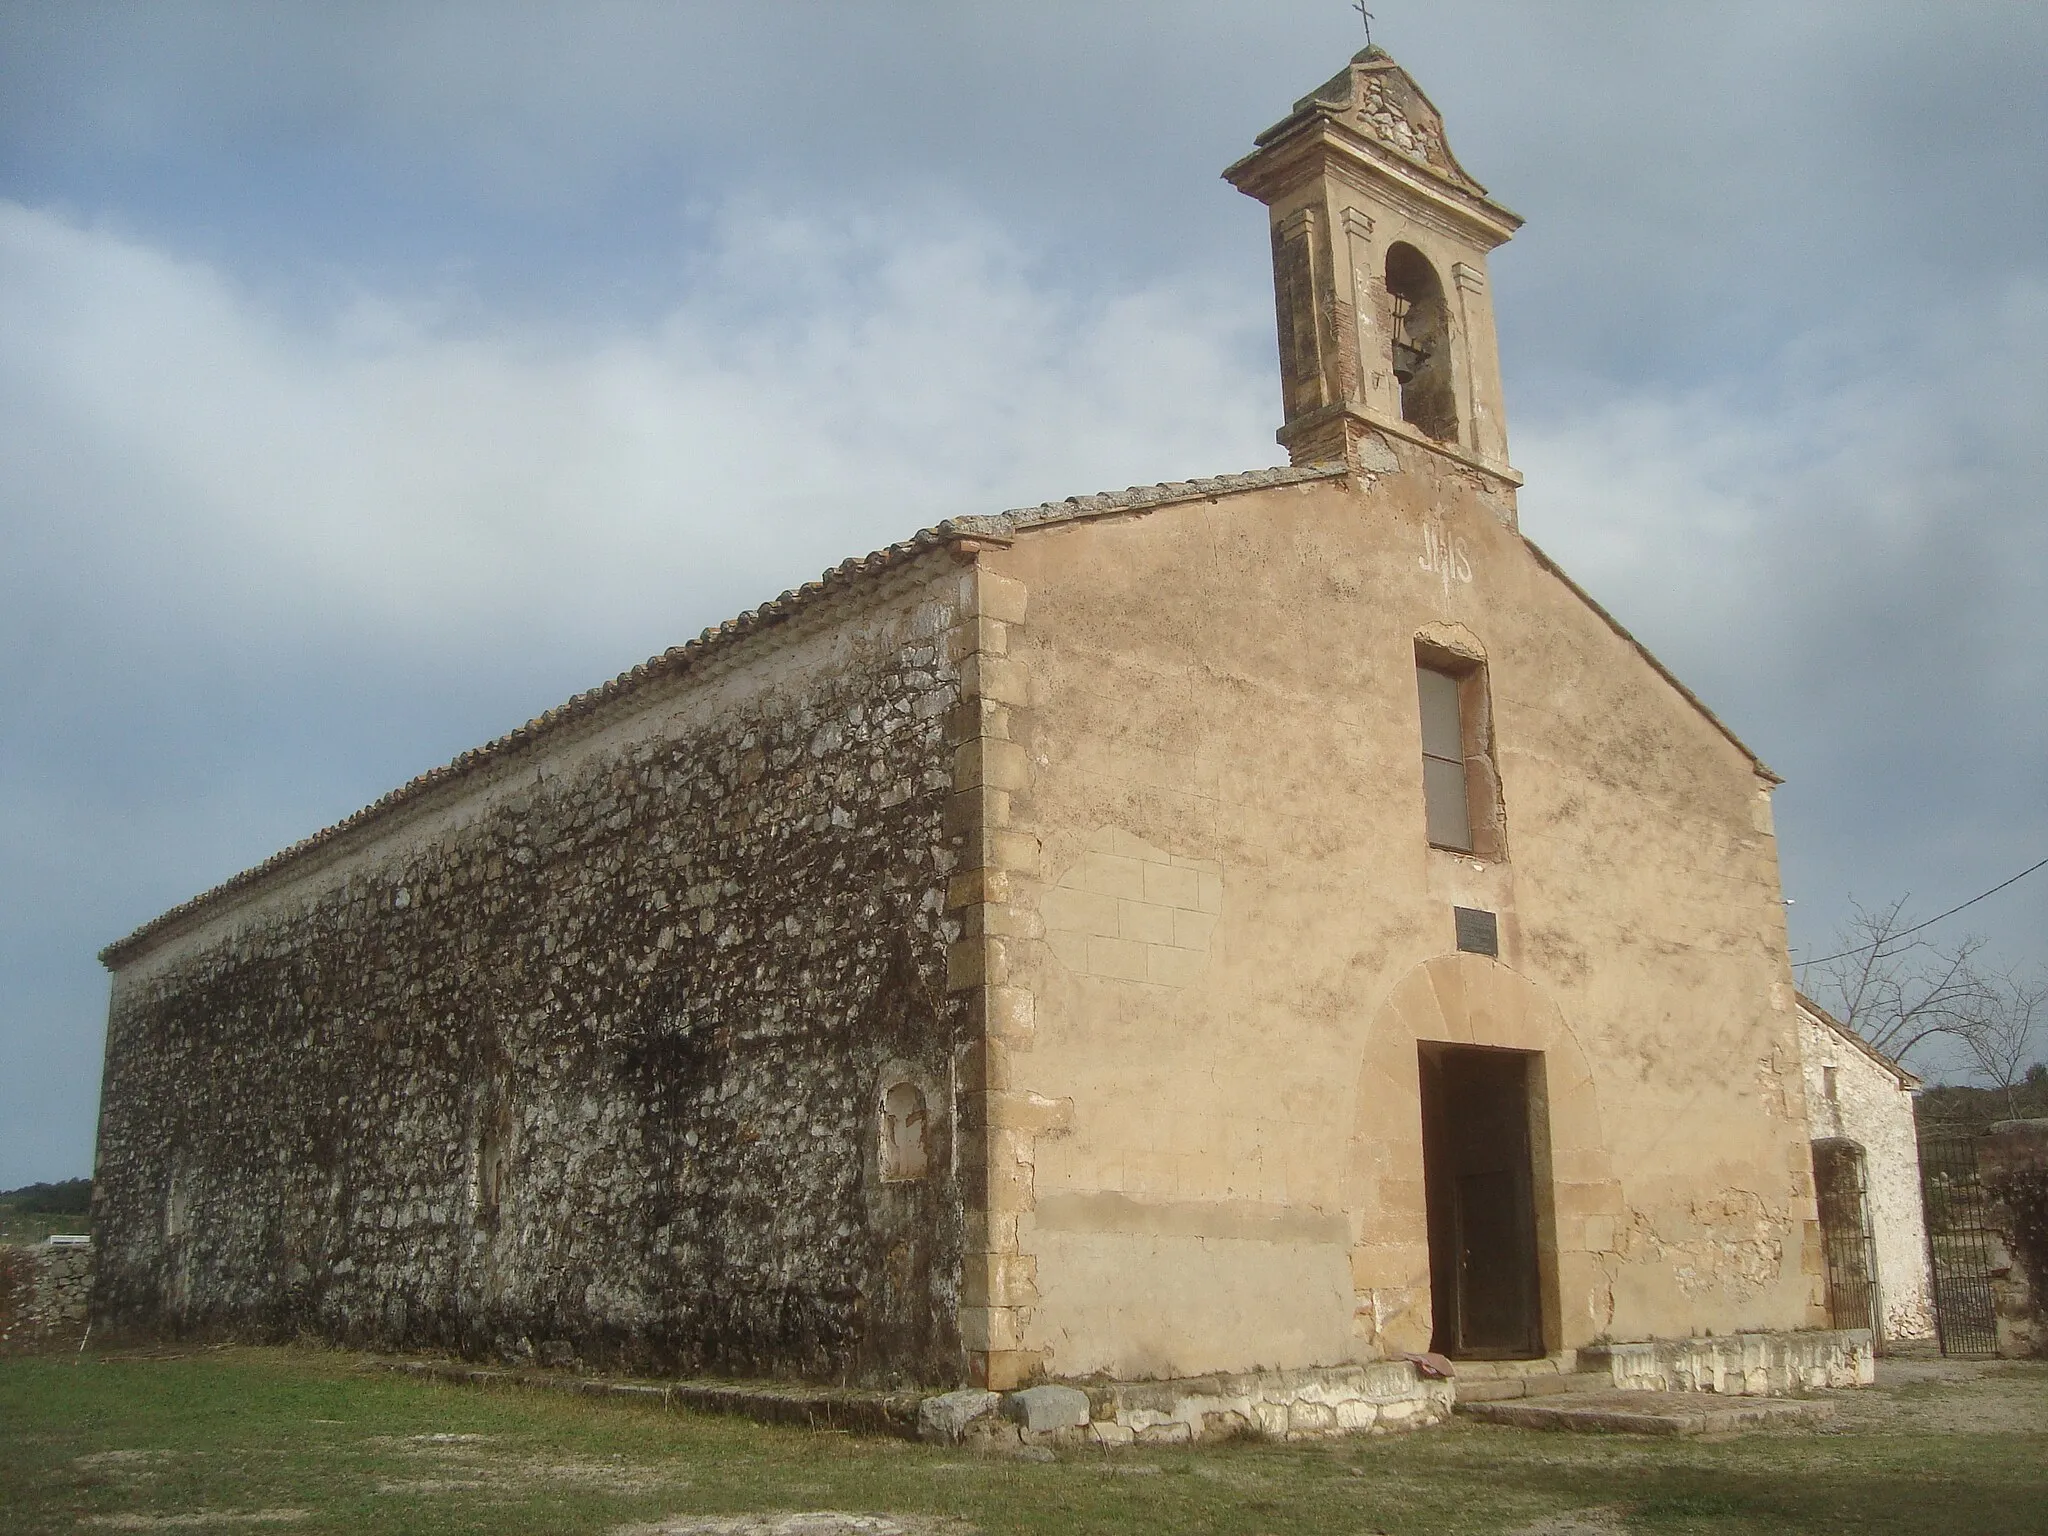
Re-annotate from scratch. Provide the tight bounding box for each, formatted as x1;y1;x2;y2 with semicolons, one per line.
93;49;1860;1409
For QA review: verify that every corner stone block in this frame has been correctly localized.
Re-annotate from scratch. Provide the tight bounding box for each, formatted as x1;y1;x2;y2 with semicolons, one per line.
954;738;1032;793
947;868;1012;910
946;935;1012;991
962;1209;1020;1255
943;786;1011;842
959;1304;1030;1353
985;830;1041;876
974;571;1030;625
976;1350;1041;1391
961;653;1031;708
962;1252;1040;1309
963;901;1038;940
944;616;1008;662
976;985;1036;1045
945;698;1011;746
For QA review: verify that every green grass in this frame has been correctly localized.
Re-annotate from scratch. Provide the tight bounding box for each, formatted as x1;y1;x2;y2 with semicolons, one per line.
2;1345;2044;1535
0;1212;92;1244
0;1181;92;1245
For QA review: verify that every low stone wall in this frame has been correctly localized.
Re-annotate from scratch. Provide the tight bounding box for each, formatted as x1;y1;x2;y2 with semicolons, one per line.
1581;1329;1873;1394
921;1361;1450;1446
1982;1120;2048;1357
0;1241;94;1350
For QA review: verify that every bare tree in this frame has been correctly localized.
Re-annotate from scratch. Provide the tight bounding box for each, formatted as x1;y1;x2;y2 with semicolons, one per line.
1801;896;1997;1067
1958;966;2047;1119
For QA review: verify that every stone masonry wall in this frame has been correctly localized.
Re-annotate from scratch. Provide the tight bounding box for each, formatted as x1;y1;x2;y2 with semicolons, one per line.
0;1242;94;1350
1981;1119;2048;1357
94;554;973;1385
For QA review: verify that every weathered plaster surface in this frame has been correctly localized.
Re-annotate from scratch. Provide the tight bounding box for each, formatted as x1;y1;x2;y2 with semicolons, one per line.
1796;1002;1935;1342
95;556;973;1384
988;441;1819;1380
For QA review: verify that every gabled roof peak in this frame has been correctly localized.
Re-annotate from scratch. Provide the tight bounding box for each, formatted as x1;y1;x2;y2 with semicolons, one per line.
1264;46;1487;195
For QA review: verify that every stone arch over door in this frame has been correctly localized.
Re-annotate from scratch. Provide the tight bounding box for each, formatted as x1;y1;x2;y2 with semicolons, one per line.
1346;953;1619;1358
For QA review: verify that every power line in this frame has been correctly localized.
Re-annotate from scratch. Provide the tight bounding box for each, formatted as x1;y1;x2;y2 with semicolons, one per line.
1797;855;2048;968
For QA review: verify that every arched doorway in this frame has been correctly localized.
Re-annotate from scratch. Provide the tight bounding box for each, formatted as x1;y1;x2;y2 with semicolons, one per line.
1348;954;1614;1359
1811;1138;1881;1339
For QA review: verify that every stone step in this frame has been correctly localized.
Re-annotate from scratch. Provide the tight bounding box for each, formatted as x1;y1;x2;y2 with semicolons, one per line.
1453;1371;1610;1403
1449;1352;1578;1381
1457;1390;1834;1436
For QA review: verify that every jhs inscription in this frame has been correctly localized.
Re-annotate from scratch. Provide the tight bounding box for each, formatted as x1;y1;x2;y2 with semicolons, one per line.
1419;521;1473;596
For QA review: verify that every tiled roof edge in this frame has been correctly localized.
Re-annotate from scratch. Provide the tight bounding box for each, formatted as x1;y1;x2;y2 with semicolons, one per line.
1519;534;1781;787
99;529;964;969
963;461;1348;536
100;463;1345;969
1796;992;1923;1090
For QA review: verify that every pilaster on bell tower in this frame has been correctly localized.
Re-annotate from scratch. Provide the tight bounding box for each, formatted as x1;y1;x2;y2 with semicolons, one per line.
1224;47;1523;482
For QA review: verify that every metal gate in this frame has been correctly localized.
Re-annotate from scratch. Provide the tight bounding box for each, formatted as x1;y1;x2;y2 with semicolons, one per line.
1812;1139;1880;1341
1918;1131;1998;1357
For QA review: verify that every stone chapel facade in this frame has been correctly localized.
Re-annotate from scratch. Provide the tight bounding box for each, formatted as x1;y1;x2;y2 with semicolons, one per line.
94;49;1852;1399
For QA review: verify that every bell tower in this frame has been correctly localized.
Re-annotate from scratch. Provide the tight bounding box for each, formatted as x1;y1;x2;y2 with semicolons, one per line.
1225;48;1522;479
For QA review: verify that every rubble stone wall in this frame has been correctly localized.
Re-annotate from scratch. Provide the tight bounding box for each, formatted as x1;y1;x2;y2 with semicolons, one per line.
93;553;974;1384
0;1242;94;1350
1982;1119;2048;1358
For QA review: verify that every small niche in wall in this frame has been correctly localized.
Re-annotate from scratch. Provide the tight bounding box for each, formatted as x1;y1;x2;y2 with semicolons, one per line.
162;1161;190;1242
475;1081;514;1217
879;1077;931;1183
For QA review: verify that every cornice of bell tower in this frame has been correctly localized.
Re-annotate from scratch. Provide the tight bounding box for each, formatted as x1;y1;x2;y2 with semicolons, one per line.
1225;48;1523;484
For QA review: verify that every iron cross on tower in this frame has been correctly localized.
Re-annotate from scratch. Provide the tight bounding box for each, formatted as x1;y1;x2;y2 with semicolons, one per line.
1352;2;1375;48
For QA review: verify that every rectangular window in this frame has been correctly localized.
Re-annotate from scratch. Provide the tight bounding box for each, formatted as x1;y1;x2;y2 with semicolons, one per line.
1417;664;1472;850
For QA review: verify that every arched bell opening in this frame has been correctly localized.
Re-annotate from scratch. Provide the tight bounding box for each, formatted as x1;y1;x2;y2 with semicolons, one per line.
1385;242;1459;443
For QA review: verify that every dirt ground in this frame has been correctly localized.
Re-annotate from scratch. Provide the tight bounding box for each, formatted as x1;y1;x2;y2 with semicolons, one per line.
1816;1350;2047;1436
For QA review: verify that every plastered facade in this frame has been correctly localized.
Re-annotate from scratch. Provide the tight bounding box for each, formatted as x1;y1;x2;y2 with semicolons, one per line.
969;443;1823;1384
1796;998;1935;1343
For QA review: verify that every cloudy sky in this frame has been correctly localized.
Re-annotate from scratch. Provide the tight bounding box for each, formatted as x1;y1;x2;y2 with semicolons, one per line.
3;2;2044;1185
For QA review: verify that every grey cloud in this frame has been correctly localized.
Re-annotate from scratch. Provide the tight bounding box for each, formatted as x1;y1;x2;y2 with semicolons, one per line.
1;3;2044;1179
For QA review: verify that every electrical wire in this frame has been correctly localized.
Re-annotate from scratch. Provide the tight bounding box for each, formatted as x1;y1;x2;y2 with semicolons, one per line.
1796;855;2048;967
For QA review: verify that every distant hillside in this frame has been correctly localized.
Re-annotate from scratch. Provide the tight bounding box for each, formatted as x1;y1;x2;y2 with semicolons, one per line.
0;1179;91;1214
1918;1064;2048;1135
0;1178;93;1242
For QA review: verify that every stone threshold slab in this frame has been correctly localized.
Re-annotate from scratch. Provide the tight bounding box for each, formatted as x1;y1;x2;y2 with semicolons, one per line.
366;1358;923;1439
1457;1390;1835;1436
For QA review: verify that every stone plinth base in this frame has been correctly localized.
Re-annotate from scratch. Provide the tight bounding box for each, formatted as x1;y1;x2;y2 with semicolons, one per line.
1579;1330;1874;1395
1069;1361;1450;1445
